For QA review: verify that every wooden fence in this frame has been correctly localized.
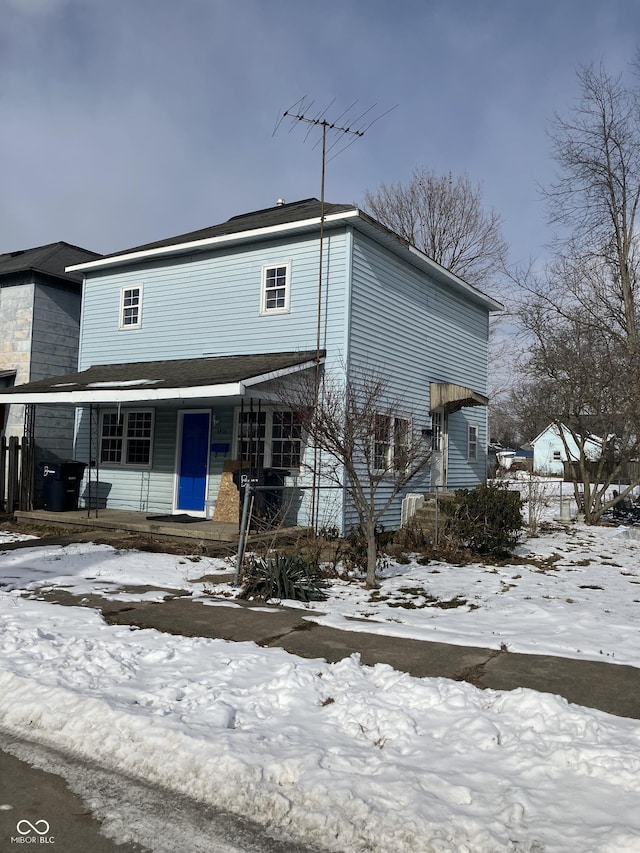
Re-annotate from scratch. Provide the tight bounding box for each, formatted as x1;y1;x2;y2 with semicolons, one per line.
0;436;22;512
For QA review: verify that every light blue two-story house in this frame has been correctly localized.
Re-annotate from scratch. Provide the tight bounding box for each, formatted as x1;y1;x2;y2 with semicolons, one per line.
2;199;501;532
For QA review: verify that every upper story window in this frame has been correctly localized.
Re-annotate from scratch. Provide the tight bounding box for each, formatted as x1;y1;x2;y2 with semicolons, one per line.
120;285;142;329
99;409;154;467
468;424;478;461
261;263;290;314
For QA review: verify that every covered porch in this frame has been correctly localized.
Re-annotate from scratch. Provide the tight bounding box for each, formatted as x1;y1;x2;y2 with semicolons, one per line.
0;351;323;527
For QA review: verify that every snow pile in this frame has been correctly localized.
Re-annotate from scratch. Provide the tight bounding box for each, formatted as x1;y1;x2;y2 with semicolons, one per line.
1;599;640;852
1;524;640;850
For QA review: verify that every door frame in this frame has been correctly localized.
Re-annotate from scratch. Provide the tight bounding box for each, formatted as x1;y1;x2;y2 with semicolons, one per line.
173;409;211;516
431;408;448;488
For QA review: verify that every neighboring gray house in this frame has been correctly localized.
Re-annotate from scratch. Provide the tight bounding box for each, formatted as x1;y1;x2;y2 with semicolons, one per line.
2;200;501;531
0;242;100;491
531;422;602;477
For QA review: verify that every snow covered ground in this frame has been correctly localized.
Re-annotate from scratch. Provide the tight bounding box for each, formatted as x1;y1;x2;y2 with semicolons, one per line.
1;502;640;851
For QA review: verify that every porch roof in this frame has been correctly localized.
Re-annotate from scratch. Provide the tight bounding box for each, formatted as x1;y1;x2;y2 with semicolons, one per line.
0;351;323;405
430;382;489;415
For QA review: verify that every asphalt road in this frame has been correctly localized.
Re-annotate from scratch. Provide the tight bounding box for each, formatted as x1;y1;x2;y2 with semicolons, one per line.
0;731;325;853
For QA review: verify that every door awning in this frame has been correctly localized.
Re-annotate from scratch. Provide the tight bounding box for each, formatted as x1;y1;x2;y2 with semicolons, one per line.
430;382;489;415
0;351;324;405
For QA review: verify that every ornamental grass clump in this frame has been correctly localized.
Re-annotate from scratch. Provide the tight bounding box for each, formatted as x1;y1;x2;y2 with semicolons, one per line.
239;552;329;603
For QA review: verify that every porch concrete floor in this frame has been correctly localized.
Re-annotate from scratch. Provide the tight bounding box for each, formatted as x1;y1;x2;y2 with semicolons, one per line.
14;508;241;543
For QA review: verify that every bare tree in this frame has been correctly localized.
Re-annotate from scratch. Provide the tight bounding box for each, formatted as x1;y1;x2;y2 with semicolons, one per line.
511;60;640;521
515;316;640;522
544;63;640;351
282;367;431;588
363;167;508;291
363;167;512;412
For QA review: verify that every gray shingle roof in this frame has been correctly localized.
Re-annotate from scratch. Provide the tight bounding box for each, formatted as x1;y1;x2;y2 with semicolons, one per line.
102;198;355;258
0;351;323;398
0;242;101;282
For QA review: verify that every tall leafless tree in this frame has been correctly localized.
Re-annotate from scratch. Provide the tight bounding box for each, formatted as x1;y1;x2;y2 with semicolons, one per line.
543;63;640;351
281;366;431;588
363;167;509;292
363;167;512;411
514;60;640;520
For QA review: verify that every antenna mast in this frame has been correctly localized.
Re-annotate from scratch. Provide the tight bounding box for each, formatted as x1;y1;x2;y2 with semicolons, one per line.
278;99;389;531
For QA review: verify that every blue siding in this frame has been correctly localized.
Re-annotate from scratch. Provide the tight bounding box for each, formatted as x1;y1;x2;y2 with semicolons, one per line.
75;230;351;522
79;232;349;369
346;230;490;528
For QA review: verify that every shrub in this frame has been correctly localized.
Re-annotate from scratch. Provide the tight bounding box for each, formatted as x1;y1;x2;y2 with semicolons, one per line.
442;483;523;556
239;552;329;602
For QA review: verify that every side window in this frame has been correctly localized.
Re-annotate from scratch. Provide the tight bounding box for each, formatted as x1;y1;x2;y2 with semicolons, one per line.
120;285;143;329
261;263;290;314
468;424;478;461
374;414;411;472
374;414;391;470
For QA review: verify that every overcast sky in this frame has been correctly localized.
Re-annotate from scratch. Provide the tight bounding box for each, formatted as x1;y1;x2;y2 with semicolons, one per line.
1;0;639;272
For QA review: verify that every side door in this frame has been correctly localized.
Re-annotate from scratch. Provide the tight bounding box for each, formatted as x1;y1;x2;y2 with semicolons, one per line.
430;409;448;488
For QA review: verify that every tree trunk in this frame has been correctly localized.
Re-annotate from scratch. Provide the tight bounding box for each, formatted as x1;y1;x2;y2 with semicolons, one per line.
365;520;379;588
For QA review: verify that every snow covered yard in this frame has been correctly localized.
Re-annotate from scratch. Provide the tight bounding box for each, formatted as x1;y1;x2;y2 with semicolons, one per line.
1;518;640;851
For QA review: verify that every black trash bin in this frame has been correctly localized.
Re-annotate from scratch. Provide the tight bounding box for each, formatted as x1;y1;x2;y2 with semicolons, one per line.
232;467;289;528
41;461;87;512
259;468;289;522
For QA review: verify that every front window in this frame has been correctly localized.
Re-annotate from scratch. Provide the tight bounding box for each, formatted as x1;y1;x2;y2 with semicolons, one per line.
261;263;290;314
237;408;302;469
271;410;303;468
120;285;142;328
238;410;267;468
100;409;154;467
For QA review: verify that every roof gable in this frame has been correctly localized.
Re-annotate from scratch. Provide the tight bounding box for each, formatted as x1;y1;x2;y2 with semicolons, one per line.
0;241;101;283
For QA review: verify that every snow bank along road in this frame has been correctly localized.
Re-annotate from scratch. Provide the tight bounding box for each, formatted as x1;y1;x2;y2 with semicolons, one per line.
1;528;640;851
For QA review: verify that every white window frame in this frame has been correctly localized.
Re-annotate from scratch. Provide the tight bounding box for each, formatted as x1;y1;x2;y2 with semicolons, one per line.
374;413;412;473
235;407;303;470
468;424;478;461
260;263;291;315
99;408;155;468
119;284;143;329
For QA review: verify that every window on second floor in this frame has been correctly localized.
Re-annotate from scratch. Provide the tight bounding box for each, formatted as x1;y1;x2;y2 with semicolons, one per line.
261;263;290;314
120;285;142;329
99;409;154;467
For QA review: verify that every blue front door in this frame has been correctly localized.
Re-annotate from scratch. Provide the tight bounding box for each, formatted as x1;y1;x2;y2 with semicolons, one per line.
177;411;210;512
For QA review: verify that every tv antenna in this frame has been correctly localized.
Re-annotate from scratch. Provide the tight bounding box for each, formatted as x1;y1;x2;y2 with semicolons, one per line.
275;98;396;530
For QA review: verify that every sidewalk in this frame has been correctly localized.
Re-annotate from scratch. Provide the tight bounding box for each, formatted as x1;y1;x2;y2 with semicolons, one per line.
99;594;640;721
